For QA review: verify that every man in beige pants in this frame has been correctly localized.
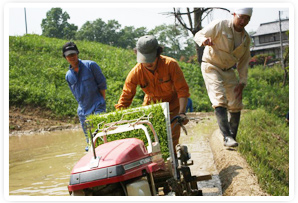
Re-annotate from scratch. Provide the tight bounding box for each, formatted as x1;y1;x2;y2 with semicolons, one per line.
194;8;253;147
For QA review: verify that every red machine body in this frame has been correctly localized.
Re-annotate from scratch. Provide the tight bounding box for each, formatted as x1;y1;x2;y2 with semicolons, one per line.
68;137;165;193
67;107;203;196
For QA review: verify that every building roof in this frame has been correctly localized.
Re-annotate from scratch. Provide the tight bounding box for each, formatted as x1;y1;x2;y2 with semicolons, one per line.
250;42;289;51
252;19;289;36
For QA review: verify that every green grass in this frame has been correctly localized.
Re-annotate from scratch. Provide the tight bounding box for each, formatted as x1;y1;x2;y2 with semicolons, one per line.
9;34;212;118
9;35;288;119
9;34;136;117
238;109;289;196
243;65;289;118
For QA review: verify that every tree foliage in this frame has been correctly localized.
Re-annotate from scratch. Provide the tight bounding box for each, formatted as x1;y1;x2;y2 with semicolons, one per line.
77;19;196;61
41;8;78;39
169;7;230;63
148;24;195;60
40;7;197;61
118;26;147;49
76;18;147;49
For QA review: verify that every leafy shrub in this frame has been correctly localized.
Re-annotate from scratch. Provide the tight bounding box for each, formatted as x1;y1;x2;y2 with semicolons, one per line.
179;62;213;113
249;53;277;67
243;65;289;117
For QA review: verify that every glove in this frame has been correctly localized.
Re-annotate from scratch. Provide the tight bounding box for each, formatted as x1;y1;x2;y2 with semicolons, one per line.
179;113;189;125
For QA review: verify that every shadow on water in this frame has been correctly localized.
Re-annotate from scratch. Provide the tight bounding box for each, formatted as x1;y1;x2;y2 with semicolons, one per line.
9;129;86;196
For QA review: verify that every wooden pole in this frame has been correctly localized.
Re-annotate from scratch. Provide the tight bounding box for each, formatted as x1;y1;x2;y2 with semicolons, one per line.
279;11;283;64
279;11;287;86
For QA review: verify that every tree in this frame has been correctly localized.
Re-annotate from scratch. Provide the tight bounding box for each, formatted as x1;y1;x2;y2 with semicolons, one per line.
118;26;147;49
169;7;230;63
103;20;122;46
180;38;197;62
148;24;191;60
77;19;121;45
77;18;147;49
41;8;78;39
75;21;95;41
76;18;106;42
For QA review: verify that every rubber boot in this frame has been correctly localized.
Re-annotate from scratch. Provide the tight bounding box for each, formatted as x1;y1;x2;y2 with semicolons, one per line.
229;112;241;141
82;125;90;152
215;107;238;147
80;117;90;152
85;138;89;152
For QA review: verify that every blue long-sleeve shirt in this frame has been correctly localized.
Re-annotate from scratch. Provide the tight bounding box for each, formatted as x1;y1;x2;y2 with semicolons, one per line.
66;59;107;117
186;98;193;112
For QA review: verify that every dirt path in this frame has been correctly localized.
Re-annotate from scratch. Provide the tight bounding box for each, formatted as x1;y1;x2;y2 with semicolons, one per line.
210;129;269;196
180;112;222;196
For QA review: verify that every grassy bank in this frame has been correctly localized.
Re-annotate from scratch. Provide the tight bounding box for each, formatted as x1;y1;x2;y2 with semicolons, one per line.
9;34;211;119
9;34;136;118
9;35;288;119
244;65;289;118
238;109;289;196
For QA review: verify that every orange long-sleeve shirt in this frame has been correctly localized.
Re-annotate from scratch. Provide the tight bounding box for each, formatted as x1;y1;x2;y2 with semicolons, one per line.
115;55;190;112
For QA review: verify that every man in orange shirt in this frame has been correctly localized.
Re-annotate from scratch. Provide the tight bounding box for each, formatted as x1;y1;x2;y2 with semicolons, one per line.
115;35;190;149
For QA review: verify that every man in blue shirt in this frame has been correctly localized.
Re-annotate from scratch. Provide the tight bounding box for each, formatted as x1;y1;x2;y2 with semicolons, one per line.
186;98;193;112
63;42;107;151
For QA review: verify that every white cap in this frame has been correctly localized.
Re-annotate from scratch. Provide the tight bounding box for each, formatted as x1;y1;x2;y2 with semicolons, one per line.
234;8;253;17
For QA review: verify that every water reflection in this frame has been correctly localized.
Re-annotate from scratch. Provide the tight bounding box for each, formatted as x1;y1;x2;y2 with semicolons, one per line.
9;129;86;196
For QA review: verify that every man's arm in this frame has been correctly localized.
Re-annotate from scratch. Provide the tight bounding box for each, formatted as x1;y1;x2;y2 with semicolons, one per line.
179;97;189;125
234;83;245;100
194;19;221;46
114;70;138;110
90;62;107;90
179;97;188;114
99;89;106;100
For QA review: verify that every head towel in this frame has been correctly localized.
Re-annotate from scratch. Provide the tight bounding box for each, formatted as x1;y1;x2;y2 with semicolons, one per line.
234;8;253;17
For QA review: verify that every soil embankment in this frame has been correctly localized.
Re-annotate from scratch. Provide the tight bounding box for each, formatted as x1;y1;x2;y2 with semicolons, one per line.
181;112;269;196
9;106;79;135
209;129;268;196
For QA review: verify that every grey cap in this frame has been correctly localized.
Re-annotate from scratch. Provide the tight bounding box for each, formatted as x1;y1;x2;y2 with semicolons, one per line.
64;49;78;57
136;35;158;63
62;41;79;57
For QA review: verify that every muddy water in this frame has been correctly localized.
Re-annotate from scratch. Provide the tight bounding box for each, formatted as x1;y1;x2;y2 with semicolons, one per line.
179;112;223;196
9;129;86;196
9;113;222;196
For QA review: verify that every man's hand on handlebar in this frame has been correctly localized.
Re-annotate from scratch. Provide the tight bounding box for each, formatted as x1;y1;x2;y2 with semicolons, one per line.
178;113;189;125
